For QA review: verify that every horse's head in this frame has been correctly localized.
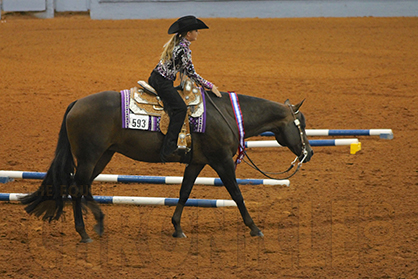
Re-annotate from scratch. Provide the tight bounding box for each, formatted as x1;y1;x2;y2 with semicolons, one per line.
274;100;314;163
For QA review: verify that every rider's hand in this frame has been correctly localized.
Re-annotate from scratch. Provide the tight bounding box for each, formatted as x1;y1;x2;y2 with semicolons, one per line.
211;85;222;98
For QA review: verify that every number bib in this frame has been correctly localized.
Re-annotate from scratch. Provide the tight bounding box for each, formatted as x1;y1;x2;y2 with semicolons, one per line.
128;114;149;130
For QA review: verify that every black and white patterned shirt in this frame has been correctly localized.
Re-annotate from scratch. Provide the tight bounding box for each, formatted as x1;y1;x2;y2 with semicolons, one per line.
154;38;213;89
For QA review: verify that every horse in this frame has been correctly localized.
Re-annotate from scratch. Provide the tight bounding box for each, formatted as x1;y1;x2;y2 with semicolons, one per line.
20;89;313;243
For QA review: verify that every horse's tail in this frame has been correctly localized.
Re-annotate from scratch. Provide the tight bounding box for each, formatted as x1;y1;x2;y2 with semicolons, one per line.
20;101;77;221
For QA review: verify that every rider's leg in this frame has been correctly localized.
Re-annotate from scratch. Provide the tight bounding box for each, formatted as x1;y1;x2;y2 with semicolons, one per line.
149;71;187;161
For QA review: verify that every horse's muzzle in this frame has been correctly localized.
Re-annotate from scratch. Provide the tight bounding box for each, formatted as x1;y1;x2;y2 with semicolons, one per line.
299;147;314;163
303;149;314;162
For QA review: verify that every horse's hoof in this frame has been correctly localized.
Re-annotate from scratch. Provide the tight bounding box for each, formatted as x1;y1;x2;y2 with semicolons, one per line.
250;230;264;238
172;231;187;238
94;224;104;236
80;238;93;243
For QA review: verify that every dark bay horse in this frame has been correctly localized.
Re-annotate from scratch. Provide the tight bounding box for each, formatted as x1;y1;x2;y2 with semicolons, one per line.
21;90;313;242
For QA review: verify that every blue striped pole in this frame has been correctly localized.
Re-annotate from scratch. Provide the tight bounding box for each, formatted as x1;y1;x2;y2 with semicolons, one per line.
0;171;290;186
245;138;359;148
0;193;237;208
260;129;393;139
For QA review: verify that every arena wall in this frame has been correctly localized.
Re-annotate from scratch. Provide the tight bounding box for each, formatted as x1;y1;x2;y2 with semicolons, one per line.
1;0;418;20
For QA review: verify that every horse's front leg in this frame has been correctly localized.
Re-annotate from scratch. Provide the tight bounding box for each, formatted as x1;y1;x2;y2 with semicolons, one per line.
172;163;205;238
211;158;264;237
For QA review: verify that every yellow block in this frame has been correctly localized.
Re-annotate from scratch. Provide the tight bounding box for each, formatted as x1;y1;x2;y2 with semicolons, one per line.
350;142;362;154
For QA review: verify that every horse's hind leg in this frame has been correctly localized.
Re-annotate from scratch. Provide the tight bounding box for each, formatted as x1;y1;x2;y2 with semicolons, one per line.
72;195;92;243
211;158;263;237
84;194;104;236
172;163;205;238
84;150;115;237
71;161;98;243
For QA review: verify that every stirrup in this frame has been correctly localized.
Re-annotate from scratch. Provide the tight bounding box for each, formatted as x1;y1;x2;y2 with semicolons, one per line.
177;133;188;150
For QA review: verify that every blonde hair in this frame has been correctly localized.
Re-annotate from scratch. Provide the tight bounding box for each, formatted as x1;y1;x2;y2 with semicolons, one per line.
160;32;187;62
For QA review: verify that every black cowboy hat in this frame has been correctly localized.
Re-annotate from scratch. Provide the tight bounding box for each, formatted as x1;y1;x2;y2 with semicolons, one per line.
168;15;209;34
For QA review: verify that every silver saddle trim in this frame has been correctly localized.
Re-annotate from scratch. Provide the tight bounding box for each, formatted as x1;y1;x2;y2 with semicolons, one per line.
129;97;164;116
137;80;157;95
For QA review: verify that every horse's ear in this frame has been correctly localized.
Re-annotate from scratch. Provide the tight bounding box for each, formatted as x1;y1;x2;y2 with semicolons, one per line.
284;99;290;105
294;99;305;113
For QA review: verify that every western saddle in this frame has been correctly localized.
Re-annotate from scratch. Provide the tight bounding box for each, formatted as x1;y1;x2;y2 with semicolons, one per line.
130;77;204;151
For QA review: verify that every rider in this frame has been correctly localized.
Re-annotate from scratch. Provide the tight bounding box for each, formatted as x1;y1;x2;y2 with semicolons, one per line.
148;15;222;162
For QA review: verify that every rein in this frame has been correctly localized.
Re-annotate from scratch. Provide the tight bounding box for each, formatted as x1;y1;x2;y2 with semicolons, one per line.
204;90;307;180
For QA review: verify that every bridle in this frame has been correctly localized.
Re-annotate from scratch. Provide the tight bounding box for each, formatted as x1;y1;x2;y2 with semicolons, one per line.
287;103;309;166
205;90;308;180
242;104;308;180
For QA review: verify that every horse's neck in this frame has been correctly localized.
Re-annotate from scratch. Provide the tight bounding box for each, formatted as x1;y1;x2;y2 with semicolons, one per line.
238;96;288;138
